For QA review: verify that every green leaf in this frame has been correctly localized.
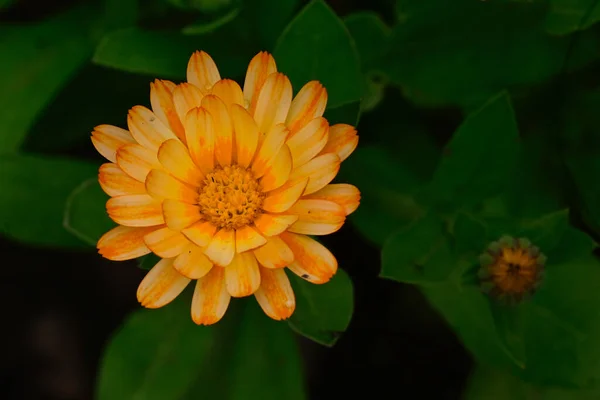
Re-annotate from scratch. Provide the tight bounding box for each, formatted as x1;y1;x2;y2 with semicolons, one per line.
344;12;390;71
0;0;15;9
429;92;520;206
545;0;600;35
64;179;113;246
182;7;241;35
288;269;353;346
567;154;600;236
273;0;362;110
452;212;488;258
97;296;305;399
0;155;97;248
245;0;300;50
0;6;95;152
381;212;455;284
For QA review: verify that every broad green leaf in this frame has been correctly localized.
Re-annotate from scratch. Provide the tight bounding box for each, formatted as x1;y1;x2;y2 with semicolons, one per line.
429;92;520;206
245;0;300;50
288;269;353;346
545;0;600;35
97;296;305;399
167;0;233;12
567;154;600;236
381;212;455;284
274;0;362;109
0;6;95;152
344;12;390;71
64;179;113;246
104;0;138;29
93;27;255;80
182;7;241;35
0;155;97;248
452;212;487;259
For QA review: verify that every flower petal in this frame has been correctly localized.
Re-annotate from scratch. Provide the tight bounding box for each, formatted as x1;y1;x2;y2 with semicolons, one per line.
286;117;329;168
289;153;340;195
185;107;215;175
235;225;267;253
204;229;235;266
319;123;358;162
304;183;361;215
137;258;190;308
230;104;259;168
173;243;214;279
98;163;146;197
91;124;135;163
172;82;205;126
253;235;294;269
251;123;288;178
187;50;221;93
127;105;178;152
254;267;295;320
116;143;161;182
254;213;298;237
150;79;186;142
262;178;308;213
260;144;292;192
106;194;164;226
210;79;244;108
225;251;261;297
202;94;233;166
157;138;204;187
162;199;201;231
143;226;190;258
97;225;155;260
287;199;346;235
191;267;230;325
145;169;198;204
280;232;338;284
243;51;277;112
182;220;217;247
285;81;328;135
253;72;292;134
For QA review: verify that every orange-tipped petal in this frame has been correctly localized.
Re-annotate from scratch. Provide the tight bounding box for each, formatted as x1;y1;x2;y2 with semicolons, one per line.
260;144;292;192
253;72;292;134
287;199;346;235
127;105;178;152
143;226;190;258
253;235;294;269
202;94;233;166
137;258;190;309
91;124;135;163
204;229;235;266
210;79;244;108
98;163;146;197
243;51;277;112
304;184;361;215
235;225;267;253
254;267;295;320
116;143;161;182
185;107;215;175
280;232;338;284
182;220;217;247
162;199;201;231
172;83;205;126
191;267;230;325
254;213;298;237
150;79;186;141
251;123;288;178
97;225;155;261
106;194;164;227
319;123;358;162
286;81;328;135
173;243;214;279
286;117;329;168
145;169;198;204
289;153;340;195
225;251;261;297
157;139;204;187
262;178;308;213
187;50;221;93
230;104;259;168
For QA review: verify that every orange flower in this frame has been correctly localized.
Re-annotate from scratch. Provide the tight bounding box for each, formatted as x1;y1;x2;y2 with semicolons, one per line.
92;51;360;325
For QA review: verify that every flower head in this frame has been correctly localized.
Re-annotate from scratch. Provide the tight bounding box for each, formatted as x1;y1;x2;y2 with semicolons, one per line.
478;236;546;304
92;51;360;324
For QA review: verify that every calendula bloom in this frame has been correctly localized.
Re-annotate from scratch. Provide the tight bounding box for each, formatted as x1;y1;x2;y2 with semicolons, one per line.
478;236;546;304
92;51;360;324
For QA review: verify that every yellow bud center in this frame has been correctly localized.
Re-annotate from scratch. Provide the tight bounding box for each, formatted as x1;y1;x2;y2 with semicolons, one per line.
491;248;539;295
198;165;264;230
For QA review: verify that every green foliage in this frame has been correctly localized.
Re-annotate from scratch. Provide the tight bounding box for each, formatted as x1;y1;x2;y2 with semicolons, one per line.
64;180;113;246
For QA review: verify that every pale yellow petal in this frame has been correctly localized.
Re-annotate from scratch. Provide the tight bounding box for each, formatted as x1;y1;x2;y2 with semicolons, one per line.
289;153;340;195
185;107;215;175
230;104;259;168
98;163;146;197
116;143;161;182
285;81;328;135
260;144;292;192
157;138;204;187
254;267;295;320
251;123;288;178
191;267;230;325
210;79;244;108
91;124;135;163
286;117;329;168
172;83;205;127
253;235;294;269
262;178;308;213
173;243;214;279
304;184;361;215
106;194;164;226
225;251;261;297
162;199;202;231
143;226;190;258
202;94;233;166
253;213;298;237
204;229;235;266
97;225;156;261
253;72;292;134
127;105;178;152
235;225;267;253
145;169;198;204
187;50;221;93
280;232;338;284
243;51;277;112
182;220;217;247
137;258;190;308
319;123;358;162
287;199;346;235
150;79;186;142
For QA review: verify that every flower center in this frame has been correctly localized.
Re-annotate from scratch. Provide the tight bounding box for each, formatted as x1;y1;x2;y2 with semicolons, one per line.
197;165;264;230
